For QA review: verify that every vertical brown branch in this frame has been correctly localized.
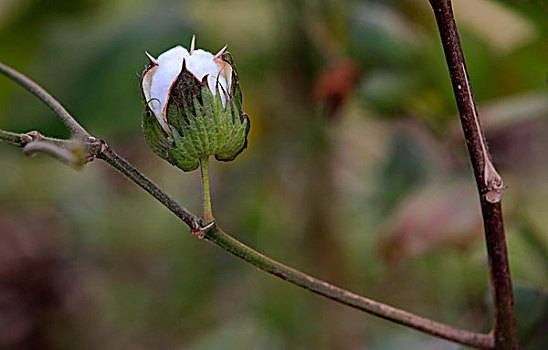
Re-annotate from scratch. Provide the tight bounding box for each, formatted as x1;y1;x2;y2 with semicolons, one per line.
427;1;518;349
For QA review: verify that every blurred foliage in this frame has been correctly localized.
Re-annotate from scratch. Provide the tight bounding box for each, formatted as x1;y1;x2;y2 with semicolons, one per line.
0;0;546;349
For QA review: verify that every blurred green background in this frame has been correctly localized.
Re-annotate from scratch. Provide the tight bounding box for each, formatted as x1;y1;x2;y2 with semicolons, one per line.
0;0;546;349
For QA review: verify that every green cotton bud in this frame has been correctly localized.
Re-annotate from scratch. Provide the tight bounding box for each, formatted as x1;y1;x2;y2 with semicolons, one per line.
141;36;250;172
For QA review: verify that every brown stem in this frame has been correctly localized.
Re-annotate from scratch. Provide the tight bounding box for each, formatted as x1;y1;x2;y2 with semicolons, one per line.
23;140;83;168
204;226;494;349
428;1;518;349
0;129;86;167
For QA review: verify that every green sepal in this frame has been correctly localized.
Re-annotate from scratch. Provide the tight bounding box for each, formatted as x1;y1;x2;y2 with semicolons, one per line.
163;84;248;171
142;108;173;160
222;52;243;114
168;127;200;171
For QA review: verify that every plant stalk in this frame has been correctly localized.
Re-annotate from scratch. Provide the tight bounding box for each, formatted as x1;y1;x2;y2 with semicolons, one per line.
203;225;494;349
0;62;89;137
199;156;214;221
428;1;518;349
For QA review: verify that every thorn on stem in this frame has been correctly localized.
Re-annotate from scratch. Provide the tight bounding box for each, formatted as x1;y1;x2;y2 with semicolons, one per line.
484;161;505;203
190;221;214;239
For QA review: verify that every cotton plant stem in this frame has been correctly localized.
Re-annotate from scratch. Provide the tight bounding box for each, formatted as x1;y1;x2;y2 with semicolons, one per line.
428;1;518;349
0;129;32;146
204;226;495;349
0;62;89;137
23;141;84;168
199;156;214;221
0;61;497;349
97;146;495;349
91;143;496;349
0;130;70;147
0;129;84;168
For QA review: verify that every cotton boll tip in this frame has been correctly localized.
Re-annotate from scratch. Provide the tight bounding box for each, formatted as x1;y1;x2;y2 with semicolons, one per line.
145;51;159;66
214;44;228;60
190;34;196;54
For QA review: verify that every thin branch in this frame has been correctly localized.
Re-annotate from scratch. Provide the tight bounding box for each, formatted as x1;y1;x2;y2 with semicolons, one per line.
428;1;518;349
0;61;497;349
205;226;495;349
96;142;494;349
0;62;90;137
0;129;32;146
0;129;88;168
0;129;76;148
23;140;84;169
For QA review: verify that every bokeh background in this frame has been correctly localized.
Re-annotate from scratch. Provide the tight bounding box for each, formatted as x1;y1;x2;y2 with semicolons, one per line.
0;0;546;349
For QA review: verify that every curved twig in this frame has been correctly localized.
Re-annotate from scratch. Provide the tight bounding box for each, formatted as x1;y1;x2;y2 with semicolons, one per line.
23;140;83;168
0;129;33;146
0;62;89;137
0;129;76;148
94;142;494;349
0;129;88;168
